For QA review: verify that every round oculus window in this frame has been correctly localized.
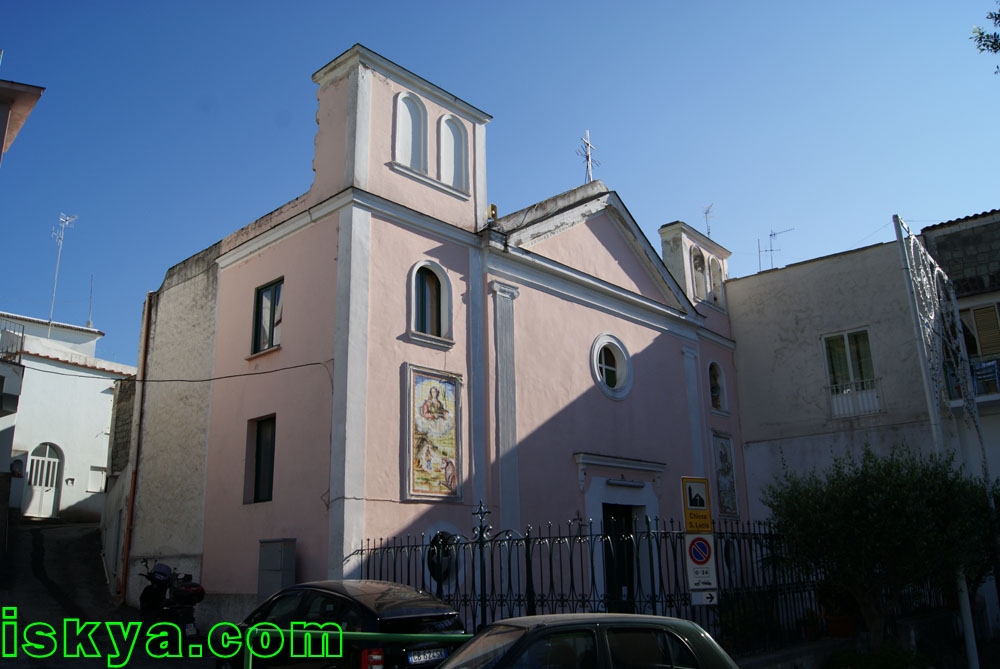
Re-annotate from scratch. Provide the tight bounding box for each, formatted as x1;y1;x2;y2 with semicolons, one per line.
590;334;632;400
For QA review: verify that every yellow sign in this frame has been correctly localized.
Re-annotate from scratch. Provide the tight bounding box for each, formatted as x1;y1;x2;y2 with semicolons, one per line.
681;476;712;533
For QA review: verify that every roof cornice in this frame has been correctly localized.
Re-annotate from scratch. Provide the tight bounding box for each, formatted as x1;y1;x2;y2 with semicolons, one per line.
312;44;491;124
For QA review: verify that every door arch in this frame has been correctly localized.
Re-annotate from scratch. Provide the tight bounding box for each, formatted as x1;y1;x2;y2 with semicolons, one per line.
24;443;63;518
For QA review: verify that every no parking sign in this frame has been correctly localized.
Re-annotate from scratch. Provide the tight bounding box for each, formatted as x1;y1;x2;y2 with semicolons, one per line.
684;533;718;591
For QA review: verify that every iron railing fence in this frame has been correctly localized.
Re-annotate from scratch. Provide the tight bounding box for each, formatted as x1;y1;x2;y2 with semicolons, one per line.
351;507;826;657
0;318;24;364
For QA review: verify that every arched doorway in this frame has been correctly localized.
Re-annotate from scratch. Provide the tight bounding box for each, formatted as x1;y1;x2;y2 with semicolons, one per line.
24;443;63;518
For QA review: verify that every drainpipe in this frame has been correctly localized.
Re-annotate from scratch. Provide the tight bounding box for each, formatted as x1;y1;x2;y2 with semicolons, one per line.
118;292;154;604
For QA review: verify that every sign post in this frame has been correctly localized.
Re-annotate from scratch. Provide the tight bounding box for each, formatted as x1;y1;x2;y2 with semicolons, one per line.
681;476;718;605
681;476;712;533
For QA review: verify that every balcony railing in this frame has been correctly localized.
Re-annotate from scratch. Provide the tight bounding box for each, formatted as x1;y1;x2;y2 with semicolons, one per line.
947;354;1000;400
0;319;25;364
828;377;882;418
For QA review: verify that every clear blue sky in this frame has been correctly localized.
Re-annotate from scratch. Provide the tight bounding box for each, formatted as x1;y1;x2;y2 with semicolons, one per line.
2;2;998;365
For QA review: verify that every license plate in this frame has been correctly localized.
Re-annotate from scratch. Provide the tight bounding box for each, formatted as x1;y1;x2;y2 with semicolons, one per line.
408;648;447;664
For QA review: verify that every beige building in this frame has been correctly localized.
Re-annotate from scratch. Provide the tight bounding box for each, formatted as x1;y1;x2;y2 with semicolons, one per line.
727;241;936;519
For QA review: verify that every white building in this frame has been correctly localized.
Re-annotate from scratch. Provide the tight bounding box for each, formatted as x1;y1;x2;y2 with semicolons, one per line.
1;312;135;521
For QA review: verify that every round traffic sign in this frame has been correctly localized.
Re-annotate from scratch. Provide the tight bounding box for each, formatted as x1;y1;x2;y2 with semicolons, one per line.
689;537;711;565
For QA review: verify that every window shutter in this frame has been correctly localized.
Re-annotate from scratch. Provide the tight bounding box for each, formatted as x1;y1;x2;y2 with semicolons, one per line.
974;306;1000;355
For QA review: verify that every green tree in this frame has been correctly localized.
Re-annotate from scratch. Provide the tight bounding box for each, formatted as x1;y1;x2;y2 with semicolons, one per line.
973;1;1000;73
762;445;996;650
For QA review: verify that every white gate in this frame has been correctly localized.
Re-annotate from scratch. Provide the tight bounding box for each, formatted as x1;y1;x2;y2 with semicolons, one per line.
25;443;62;518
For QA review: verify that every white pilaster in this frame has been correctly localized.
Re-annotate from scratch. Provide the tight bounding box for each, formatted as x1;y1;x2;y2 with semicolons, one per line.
329;205;371;578
490;280;520;531
344;64;371;190
469;248;487;506
682;345;705;477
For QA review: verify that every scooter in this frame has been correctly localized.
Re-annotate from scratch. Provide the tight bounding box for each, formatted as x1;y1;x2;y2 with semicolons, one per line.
139;559;206;637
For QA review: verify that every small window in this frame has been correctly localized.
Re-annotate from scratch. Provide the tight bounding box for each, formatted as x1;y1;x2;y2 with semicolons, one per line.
591;334;633;400
87;466;107;493
691;248;707;301
408;262;454;349
438;115;468;192
245;416;276;504
709;362;727;412
394;93;427;174
253;279;283;354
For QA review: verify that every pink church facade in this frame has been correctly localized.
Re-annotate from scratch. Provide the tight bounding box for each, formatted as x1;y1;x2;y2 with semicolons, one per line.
105;45;747;619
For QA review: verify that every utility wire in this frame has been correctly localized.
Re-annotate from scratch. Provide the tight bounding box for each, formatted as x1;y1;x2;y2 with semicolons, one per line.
20;360;335;391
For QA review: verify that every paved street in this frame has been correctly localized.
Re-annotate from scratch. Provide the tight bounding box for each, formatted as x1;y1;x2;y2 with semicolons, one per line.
0;520;214;668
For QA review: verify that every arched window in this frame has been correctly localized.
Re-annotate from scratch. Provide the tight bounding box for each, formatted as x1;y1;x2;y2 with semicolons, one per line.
691;248;708;301
408;261;453;349
394;93;427;174
710;257;725;307
416;267;441;336
438;115;468;192
709;362;727;412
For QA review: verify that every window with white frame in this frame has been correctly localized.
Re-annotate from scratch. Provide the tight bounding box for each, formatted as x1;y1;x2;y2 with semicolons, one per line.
253;279;283;354
438;115;468;193
394;93;428;174
824;329;881;417
591;334;633;400
408;261;453;349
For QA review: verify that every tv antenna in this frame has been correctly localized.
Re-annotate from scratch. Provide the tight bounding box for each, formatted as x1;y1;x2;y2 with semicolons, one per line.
757;227;794;271
48;213;78;336
575;130;600;184
703;204;714;238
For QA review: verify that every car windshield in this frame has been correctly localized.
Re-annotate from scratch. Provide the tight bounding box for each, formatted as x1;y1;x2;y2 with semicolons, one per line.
439;625;525;669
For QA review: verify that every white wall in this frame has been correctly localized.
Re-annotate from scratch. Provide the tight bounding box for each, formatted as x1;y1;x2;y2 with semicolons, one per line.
13;355;128;520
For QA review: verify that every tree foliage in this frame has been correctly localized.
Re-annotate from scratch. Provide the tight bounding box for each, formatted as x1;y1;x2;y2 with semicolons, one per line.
972;1;1000;73
762;445;996;649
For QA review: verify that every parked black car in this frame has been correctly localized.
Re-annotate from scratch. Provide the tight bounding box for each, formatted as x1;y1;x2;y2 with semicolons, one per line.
216;580;467;668
437;613;739;669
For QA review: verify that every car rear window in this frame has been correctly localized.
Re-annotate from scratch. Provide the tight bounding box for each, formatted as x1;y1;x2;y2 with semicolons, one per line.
439;624;525;669
380;613;465;634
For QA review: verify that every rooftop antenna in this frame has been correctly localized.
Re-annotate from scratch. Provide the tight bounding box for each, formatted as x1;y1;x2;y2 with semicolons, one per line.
86;274;94;329
576;130;600;184
703;203;714;238
48;213;78;336
757;227;794;271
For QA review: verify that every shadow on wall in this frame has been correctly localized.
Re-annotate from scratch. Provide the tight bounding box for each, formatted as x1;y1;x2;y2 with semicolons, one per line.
341;328;747;550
